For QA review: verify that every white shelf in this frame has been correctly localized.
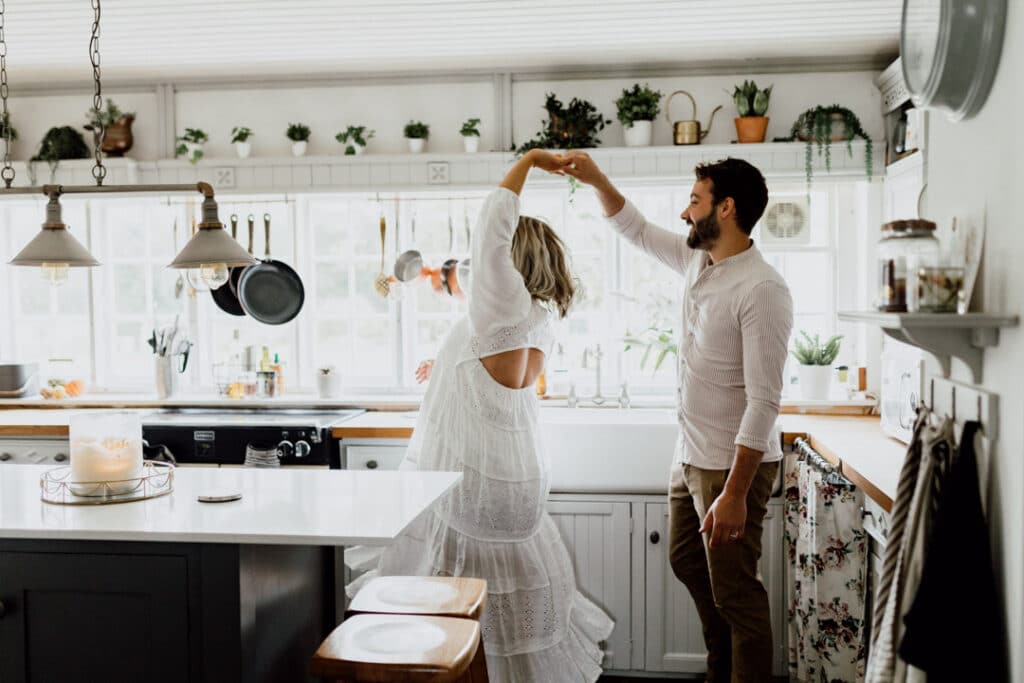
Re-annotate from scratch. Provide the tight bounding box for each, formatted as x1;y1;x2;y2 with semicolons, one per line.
838;311;1019;383
1;141;878;195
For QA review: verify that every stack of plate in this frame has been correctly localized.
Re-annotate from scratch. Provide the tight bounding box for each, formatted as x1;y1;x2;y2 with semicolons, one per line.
0;362;38;398
243;443;281;468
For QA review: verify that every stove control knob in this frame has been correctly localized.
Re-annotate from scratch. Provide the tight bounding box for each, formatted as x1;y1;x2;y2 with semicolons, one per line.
277;441;294;459
294;440;311;459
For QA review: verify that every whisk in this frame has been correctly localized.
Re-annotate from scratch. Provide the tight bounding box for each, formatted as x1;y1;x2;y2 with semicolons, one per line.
374;213;390;297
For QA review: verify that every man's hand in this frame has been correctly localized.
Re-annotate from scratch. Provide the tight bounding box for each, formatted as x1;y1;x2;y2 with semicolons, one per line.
415;359;435;384
556;151;607;187
700;491;747;548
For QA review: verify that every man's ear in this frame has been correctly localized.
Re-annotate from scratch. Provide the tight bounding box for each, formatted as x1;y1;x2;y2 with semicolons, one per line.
718;197;735;219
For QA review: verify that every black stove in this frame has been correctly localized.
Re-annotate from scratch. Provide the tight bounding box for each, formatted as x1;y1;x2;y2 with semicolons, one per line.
141;409;363;467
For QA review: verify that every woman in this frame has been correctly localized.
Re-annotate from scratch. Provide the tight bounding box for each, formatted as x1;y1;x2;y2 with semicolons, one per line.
374;149;614;681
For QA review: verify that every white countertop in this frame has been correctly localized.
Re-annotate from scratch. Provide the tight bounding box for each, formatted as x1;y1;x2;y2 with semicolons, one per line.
0;465;460;546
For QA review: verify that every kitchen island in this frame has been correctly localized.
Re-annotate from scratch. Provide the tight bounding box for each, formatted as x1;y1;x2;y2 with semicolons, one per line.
0;465;460;683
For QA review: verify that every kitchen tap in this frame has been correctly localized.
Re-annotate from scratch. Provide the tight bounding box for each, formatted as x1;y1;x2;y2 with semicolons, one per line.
581;344;604;405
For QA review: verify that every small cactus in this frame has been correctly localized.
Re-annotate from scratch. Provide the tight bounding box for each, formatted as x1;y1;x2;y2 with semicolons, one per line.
733;80;772;118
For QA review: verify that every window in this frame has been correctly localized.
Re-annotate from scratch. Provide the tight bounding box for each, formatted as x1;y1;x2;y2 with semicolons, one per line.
0;181;846;397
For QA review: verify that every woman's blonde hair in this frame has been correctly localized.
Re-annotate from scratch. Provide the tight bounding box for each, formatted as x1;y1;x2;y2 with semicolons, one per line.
511;215;576;318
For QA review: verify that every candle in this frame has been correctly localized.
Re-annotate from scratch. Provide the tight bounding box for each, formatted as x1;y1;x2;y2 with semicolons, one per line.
68;413;144;496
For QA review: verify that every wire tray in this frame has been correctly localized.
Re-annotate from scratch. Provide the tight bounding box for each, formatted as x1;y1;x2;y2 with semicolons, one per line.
40;461;175;506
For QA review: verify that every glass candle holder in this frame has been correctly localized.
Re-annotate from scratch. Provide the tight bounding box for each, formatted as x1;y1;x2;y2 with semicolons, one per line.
69;412;144;495
916;266;965;313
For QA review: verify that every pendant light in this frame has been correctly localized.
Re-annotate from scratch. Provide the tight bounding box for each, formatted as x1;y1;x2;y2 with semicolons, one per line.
3;0;255;283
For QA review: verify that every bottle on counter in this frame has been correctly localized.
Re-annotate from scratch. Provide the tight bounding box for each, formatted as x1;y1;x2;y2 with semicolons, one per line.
547;344;570;399
259;346;272;372
535;371;547;398
271;353;284;395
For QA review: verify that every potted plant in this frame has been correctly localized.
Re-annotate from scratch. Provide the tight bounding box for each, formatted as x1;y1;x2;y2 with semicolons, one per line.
175;128;208;165
83;98;135;157
286;123;311;156
335;125;374;155
615;83;662;147
404;120;429;153
623;325;677;375
30;126;90;180
789;105;873;186
516;93;611;153
791;331;842;400
230;126;253;159
460;118;481;153
733;80;772;143
0;113;17;144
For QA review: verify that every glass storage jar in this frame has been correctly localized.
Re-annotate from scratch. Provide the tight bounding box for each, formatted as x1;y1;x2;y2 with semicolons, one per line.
876;219;940;312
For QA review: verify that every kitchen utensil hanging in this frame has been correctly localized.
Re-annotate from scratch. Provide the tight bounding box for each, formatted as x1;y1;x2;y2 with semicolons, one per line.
374;211;390;296
237;213;305;324
210;213;246;316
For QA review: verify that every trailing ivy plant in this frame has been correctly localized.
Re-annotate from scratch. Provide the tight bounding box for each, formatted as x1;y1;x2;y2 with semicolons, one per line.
336;125;375;154
175;128;209;164
29;126;90;180
516;92;611;153
790;331;843;366
0;112;17;143
615;83;662;128
788;105;872;187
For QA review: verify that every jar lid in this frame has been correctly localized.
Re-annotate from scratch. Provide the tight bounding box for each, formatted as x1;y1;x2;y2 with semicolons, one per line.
882;218;937;233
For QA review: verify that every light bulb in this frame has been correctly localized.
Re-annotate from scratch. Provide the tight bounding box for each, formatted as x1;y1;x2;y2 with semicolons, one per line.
199;262;230;289
41;262;69;286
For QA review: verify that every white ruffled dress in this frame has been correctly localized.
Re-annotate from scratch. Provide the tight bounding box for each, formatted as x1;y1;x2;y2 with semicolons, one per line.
372;188;614;682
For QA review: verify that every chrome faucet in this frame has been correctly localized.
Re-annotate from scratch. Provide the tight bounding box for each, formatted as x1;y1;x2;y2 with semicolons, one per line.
581;344;604;405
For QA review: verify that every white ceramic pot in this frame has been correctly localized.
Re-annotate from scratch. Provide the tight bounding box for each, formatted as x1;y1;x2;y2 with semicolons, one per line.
623;120;653;147
798;364;832;400
462;136;480;153
291;140;308;157
234;141;251;159
407;137;426;154
316;372;342;399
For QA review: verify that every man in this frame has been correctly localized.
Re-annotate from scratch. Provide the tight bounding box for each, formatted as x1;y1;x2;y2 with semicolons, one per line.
561;153;793;683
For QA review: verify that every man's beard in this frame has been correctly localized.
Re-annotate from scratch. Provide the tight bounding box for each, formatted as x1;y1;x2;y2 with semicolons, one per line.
685;210;721;250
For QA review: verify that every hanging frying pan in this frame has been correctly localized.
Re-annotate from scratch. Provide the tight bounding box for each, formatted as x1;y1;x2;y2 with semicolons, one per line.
210;214;247;316
237;213;305;325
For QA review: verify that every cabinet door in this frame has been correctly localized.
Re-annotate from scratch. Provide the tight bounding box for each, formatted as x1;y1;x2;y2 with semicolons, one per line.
547;499;632;671
644;500;787;675
344;444;407;470
0;551;190;683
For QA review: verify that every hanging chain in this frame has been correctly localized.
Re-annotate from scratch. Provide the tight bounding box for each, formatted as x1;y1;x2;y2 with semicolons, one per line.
0;0;15;188
89;0;106;185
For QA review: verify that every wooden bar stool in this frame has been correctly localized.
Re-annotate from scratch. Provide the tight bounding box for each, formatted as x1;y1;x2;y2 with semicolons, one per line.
348;576;488;621
310;613;489;682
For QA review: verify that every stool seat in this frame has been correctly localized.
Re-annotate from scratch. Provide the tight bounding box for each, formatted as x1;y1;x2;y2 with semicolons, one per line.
349;576;487;621
310;613;481;683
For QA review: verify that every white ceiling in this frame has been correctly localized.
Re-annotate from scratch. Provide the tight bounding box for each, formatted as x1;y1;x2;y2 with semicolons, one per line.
6;0;901;85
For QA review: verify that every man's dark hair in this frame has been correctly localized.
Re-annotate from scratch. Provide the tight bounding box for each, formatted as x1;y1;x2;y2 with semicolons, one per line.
694;158;768;235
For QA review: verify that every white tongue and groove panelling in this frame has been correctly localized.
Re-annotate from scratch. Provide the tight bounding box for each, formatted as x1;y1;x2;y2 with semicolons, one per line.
9;1;901;82
3;141;878;194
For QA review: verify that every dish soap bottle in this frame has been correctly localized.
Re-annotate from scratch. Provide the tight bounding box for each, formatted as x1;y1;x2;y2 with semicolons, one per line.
535;371;547;398
271;353;284;395
548;344;570;399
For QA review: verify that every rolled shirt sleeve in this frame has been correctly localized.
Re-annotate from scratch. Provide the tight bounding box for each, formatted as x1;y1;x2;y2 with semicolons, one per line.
735;280;793;453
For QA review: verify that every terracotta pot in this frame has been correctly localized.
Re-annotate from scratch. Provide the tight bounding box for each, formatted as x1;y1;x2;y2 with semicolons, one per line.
734;116;769;144
101;115;135;156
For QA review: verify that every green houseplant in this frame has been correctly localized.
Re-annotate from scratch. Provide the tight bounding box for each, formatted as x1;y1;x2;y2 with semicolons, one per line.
29;126;90;181
516;92;611;154
336;125;374;155
0;112;17;144
404;120;430;153
789;105;873;186
84;98;135;156
733;80;772;143
175;128;208;165
231;126;253;158
615;83;662;147
460;118;481;153
286;123;311;157
791;331;842;400
623;325;678;376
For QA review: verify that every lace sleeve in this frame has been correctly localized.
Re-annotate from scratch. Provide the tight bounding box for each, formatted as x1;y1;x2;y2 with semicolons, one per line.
469;188;534;337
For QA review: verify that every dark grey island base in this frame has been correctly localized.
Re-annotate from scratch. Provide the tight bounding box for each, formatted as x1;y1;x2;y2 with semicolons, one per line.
0;538;335;683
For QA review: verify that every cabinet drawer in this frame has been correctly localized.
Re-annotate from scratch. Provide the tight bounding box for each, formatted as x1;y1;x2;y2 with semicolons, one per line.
345;446;406;471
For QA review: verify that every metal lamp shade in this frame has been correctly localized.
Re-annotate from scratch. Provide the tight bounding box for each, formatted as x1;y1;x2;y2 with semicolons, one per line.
168;225;258;269
8;227;100;267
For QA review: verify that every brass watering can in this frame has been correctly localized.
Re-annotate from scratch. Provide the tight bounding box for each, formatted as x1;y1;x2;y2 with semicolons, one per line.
666;90;722;145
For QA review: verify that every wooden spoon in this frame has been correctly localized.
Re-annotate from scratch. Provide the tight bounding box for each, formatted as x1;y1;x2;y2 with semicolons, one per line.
374;214;390;297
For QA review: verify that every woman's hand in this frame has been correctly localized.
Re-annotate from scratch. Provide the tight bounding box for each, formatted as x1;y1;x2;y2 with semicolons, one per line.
528;149;567;174
415;359;435;384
